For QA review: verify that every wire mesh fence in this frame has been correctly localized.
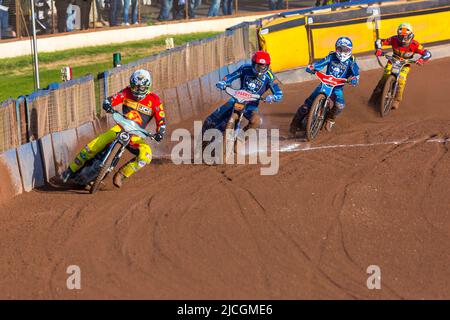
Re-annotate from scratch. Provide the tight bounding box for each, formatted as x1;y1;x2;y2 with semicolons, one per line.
98;23;249;107
0;22;250;153
19;74;96;142
0;98;19;153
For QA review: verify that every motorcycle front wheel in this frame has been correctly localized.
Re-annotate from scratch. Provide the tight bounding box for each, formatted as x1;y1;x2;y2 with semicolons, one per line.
306;93;327;141
90;142;122;194
380;75;396;117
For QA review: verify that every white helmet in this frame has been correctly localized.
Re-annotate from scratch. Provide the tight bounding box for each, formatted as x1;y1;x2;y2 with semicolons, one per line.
130;69;152;100
335;37;353;62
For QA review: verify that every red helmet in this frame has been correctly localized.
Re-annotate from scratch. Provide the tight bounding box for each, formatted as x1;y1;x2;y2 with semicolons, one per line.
251;51;271;76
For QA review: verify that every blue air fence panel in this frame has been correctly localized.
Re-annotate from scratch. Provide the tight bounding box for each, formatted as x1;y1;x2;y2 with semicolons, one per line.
208;69;222;106
187;78;205;117
16;140;45;192
76;121;96;143
51;128;78;176
39;134;55;183
219;65;231;101
0;148;23;196
176;83;194;121
199;73;212;110
162;87;181;126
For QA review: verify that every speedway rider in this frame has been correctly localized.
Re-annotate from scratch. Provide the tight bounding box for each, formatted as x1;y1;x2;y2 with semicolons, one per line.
61;69;166;188
203;50;283;132
290;37;360;133
369;23;431;109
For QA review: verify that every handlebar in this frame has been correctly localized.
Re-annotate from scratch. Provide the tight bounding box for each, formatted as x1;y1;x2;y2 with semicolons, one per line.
381;52;417;64
222;85;263;103
111;110;156;140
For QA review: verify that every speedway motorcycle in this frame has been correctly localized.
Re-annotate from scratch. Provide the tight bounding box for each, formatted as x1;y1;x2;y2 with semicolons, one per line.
202;86;262;162
378;53;417;117
293;71;349;141
71;110;155;194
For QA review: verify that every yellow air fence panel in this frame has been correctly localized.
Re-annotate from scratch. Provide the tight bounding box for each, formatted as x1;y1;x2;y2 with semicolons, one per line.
378;7;450;45
310;21;376;60
259;16;310;72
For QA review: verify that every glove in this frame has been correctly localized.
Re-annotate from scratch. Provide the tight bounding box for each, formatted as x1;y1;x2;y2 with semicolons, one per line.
348;76;358;86
216;81;227;90
264;95;276;103
375;49;383;57
306;65;315;74
416;58;424;66
154;133;163;142
102;100;113;113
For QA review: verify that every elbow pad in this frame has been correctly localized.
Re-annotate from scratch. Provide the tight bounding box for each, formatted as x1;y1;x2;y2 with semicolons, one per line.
375;39;382;50
422;50;432;61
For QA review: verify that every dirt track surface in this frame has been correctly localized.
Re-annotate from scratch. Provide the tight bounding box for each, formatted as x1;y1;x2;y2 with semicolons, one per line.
1;58;449;299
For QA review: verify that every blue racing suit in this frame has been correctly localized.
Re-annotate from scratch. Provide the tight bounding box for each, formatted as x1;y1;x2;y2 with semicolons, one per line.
204;64;283;131
299;51;359;119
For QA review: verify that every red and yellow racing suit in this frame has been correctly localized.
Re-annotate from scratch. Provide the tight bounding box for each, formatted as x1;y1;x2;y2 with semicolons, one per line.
69;87;166;178
371;36;431;104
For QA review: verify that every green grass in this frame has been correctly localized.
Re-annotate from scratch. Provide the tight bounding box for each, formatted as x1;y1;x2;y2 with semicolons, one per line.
0;32;219;101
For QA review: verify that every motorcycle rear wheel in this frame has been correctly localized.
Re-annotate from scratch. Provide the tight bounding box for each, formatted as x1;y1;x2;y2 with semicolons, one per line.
90;143;122;194
380;75;396;117
306;94;327;141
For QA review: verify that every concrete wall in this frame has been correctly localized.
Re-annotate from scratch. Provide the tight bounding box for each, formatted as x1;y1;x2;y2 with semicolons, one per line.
0;14;270;59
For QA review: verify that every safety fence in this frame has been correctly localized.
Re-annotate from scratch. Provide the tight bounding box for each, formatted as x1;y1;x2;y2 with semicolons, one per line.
0;74;96;154
258;0;450;71
0;22;252;154
98;24;251;108
0;22;253;197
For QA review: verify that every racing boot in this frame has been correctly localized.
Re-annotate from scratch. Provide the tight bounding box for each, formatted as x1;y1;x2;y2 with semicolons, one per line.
324;118;335;132
324;109;338;132
61;167;75;184
392;99;401;110
289;104;309;134
113;171;126;188
369;76;387;106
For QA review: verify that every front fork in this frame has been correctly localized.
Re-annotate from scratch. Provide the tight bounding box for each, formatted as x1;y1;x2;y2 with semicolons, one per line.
226;103;245;140
101;138;128;174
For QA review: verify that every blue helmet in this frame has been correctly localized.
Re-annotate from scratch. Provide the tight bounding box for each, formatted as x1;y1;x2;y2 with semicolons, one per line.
335;37;353;62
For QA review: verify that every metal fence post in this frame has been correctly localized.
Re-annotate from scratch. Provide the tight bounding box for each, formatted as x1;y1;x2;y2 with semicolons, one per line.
15;97;24;146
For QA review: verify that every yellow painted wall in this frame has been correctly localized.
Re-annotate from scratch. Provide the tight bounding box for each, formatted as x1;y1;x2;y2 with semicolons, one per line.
310;22;376;59
259;3;450;72
259;16;310;72
378;9;450;44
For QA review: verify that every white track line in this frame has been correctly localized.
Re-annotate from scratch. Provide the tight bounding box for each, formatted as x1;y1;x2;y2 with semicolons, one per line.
152;137;449;160
278;137;449;153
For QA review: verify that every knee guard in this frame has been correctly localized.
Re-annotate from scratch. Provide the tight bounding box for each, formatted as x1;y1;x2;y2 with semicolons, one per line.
331;103;345;118
120;143;152;178
248;113;262;129
396;74;408;101
69;145;93;172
